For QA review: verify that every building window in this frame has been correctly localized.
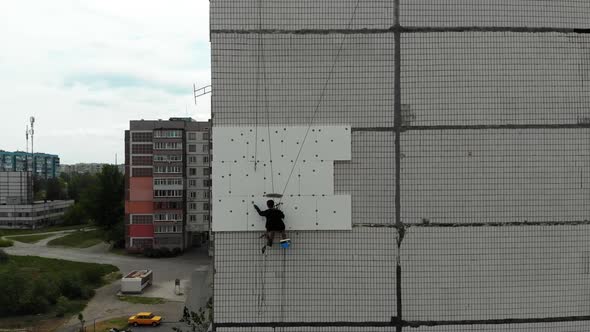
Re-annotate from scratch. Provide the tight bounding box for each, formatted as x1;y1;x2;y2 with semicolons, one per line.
153;189;183;197
190;215;197;222
190;191;197;199
204;190;210;198
202;144;209;152
154;130;182;138
154;178;182;186
132;156;152;165
131;144;153;154
132;168;153;177
154;166;181;174
203;168;211;176
189;144;197;153
203;179;211;187
154;154;182;162
189;156;197;163
202;133;209;140
189;179;197;187
154;142;182;150
131;238;153;249
154;201;181;209
188;132;197;140
189;168;197;176
189;203;197;210
131;215;153;224
131;132;153;142
203;156;209;163
203;203;210;211
203;215;210;221
154;213;182;221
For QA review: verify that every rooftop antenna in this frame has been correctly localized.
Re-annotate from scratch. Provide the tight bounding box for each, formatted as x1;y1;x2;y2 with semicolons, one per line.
29;116;35;209
193;84;212;104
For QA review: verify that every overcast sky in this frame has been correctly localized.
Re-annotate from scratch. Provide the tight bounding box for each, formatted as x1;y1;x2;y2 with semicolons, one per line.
0;1;211;164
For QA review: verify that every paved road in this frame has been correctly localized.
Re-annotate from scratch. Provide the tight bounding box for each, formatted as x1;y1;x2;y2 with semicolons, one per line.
4;234;212;332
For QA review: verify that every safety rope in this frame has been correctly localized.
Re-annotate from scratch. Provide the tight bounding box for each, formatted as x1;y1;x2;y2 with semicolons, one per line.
278;0;360;203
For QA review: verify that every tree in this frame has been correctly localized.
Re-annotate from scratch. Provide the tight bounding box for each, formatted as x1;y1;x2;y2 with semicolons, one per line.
173;298;213;332
65;172;98;202
46;178;63;200
82;165;124;244
62;203;90;226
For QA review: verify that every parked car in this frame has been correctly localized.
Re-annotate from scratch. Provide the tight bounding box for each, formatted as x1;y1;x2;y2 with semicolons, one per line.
128;312;162;327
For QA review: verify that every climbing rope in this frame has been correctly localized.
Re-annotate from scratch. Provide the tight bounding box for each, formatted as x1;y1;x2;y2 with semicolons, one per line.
278;0;360;203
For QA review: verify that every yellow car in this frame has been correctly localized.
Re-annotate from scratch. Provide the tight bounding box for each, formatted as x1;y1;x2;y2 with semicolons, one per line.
128;312;162;327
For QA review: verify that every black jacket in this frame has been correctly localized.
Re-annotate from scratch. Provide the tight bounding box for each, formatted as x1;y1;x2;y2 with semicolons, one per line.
254;205;285;231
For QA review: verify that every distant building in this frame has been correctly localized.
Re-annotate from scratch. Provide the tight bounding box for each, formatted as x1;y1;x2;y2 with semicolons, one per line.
0;171;73;229
124;118;211;252
0;171;31;205
61;163;125;175
0;150;60;179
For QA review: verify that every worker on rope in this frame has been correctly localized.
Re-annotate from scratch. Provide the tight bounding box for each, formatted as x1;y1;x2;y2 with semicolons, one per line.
253;199;289;254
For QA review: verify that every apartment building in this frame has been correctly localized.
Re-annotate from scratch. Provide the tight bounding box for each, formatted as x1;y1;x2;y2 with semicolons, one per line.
124;118;211;252
61;163;125;175
0;151;60;179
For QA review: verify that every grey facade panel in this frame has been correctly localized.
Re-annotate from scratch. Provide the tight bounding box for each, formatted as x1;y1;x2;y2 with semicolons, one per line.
211;0;395;30
403;33;590;126
403;225;590;321
335;131;395;225
401;129;590;224
214;227;397;323
400;0;590;29
211;33;395;127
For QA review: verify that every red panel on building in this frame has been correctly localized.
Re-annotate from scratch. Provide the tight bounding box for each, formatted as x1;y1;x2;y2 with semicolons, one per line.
128;224;154;238
129;177;153;201
125;201;154;214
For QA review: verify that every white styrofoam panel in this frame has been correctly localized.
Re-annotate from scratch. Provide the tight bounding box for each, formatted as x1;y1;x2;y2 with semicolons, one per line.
227;160;265;196
298;161;334;196
246;196;318;231
212;197;250;231
212;127;250;162
211;161;231;197
213;126;351;162
214;195;351;231
282;196;318;231
317;195;352;230
213;126;351;231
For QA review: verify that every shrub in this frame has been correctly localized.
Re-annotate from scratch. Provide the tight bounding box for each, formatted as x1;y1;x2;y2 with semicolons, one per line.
0;249;8;264
142;248;155;258
172;247;183;256
160;247;172;257
62;203;89;226
55;296;70;317
60;274;85;299
81;266;104;285
0;238;13;247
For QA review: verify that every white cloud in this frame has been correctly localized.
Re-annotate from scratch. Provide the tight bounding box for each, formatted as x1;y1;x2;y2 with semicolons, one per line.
0;0;211;164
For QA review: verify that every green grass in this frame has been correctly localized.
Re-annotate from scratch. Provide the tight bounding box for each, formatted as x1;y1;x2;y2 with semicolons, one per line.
118;295;166;305
94;316;129;331
0;223;89;237
0;255;118;325
0;255;118;278
47;230;104;248
0;238;13;247
6;233;55;243
103;271;123;284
